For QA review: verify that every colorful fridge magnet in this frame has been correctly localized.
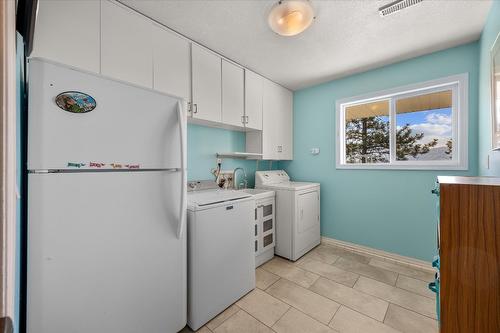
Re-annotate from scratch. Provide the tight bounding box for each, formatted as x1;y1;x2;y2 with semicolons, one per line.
55;91;96;114
125;164;140;169
110;163;122;169
89;162;106;168
67;162;85;168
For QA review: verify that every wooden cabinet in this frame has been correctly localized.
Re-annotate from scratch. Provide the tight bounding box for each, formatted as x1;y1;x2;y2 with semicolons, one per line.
247;79;293;160
152;24;191;100
191;44;222;123
222;60;244;127
31;0;100;73
101;0;153;88
437;176;500;333
244;70;263;130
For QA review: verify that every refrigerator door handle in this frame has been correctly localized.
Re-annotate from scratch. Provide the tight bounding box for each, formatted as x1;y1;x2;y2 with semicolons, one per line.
177;101;187;239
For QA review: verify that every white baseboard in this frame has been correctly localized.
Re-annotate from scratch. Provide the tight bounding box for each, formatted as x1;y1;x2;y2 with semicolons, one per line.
321;236;434;273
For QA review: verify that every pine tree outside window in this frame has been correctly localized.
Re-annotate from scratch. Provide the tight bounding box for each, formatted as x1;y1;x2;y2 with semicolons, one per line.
336;74;468;170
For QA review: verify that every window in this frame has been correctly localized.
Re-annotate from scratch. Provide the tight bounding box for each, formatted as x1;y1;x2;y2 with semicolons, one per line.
336;74;468;170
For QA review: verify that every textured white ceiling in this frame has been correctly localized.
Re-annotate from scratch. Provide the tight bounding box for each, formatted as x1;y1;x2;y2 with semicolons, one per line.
120;0;492;90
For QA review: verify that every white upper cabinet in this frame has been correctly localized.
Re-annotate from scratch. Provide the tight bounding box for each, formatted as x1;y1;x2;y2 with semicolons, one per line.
244;70;263;131
262;79;280;159
222;60;244;128
31;0;100;73
260;79;293;160
280;87;293;160
191;44;222;122
31;0;292;159
152;24;191;100
101;1;153;88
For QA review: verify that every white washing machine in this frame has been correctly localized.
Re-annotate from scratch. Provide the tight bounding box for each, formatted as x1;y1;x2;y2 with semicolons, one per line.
255;170;320;261
187;187;255;331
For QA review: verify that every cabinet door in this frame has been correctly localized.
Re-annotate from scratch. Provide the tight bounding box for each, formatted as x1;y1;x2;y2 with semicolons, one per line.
191;44;222;122
262;79;281;159
31;0;100;73
101;1;153;88
152;24;191;100
222;60;244;127
296;190;320;253
244;70;263;130
280;87;294;160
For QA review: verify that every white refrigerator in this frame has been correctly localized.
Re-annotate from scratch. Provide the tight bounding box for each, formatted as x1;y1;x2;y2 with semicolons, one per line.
26;59;187;333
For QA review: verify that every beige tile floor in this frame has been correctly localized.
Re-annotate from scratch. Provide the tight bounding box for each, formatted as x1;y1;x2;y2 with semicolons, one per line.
181;244;439;333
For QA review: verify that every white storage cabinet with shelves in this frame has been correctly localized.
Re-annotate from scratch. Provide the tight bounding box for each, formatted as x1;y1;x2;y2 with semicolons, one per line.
253;194;276;267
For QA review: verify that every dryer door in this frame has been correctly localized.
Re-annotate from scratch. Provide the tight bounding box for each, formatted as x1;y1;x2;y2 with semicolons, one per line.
295;188;321;257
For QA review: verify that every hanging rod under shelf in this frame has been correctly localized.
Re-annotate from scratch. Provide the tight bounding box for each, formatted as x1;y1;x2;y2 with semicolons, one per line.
215;152;263;160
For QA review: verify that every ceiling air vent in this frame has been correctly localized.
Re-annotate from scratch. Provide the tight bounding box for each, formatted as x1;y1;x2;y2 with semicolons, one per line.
379;0;423;17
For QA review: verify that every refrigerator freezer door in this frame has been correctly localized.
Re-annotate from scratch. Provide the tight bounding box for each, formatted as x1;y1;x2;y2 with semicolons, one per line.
28;59;183;170
27;171;186;333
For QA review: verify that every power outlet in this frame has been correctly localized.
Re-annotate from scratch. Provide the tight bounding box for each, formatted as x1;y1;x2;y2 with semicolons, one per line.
310;148;320;155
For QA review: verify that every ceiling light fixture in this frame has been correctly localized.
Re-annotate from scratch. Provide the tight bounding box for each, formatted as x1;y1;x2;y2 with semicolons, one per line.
268;0;315;37
379;0;423;17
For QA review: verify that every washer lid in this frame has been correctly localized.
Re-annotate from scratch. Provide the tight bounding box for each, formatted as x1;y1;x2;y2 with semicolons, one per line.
188;189;253;208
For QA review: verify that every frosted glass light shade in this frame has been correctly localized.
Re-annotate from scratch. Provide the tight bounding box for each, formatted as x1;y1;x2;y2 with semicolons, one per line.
268;0;314;37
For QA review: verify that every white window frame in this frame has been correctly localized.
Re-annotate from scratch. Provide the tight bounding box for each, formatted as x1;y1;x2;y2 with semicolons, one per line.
336;73;468;170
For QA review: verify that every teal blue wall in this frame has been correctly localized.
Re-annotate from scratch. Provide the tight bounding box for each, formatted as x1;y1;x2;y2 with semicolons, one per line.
187;124;276;187
281;43;479;261
478;1;500;176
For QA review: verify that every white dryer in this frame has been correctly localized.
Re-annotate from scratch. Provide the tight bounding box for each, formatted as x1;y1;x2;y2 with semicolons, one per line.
255;170;320;261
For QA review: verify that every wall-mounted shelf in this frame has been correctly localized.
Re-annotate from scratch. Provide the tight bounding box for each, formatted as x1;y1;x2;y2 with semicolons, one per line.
216;152;263;160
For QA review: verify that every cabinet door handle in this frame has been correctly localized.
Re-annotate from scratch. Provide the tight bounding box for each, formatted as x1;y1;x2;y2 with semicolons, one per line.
193;103;198;114
246;115;249;124
241;115;245;124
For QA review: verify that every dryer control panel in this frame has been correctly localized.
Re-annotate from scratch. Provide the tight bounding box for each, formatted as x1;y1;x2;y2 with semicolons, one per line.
255;170;290;186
